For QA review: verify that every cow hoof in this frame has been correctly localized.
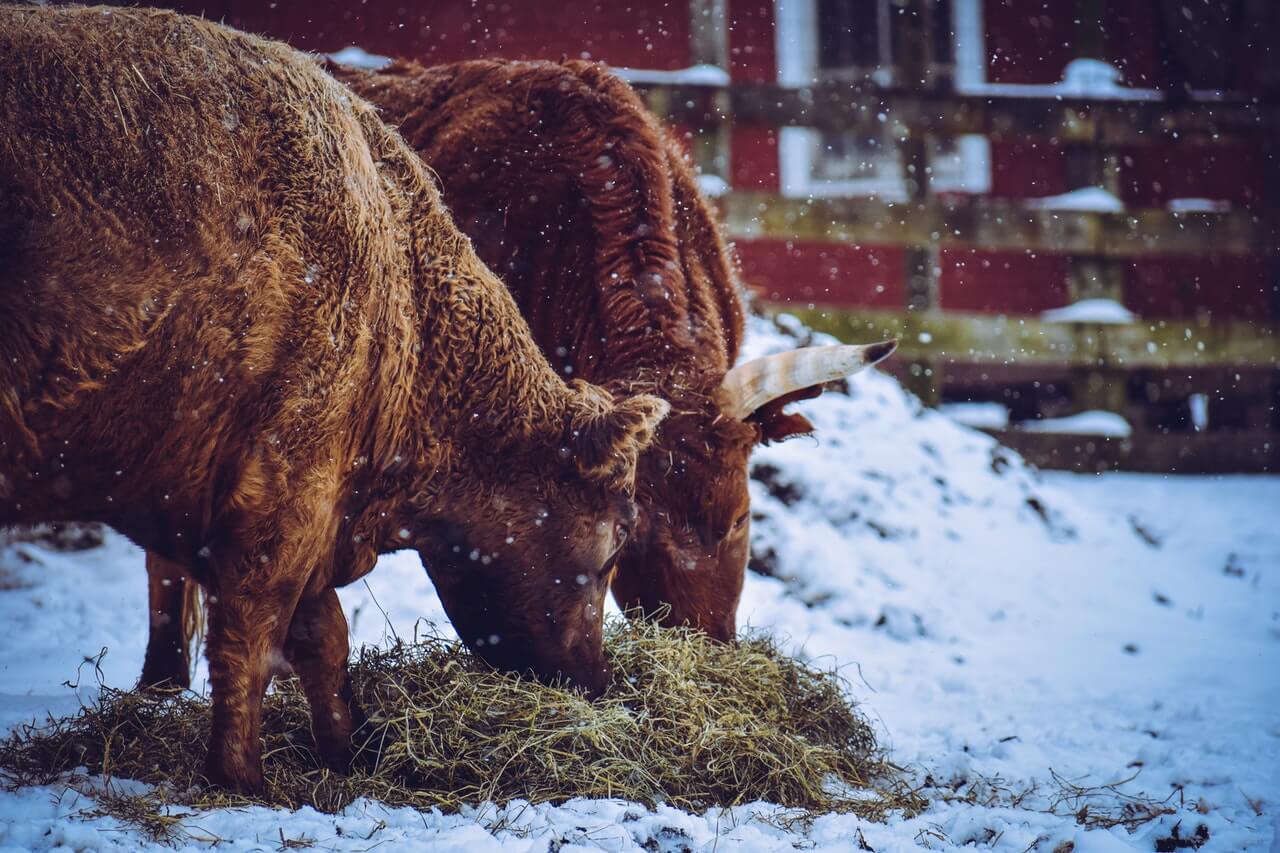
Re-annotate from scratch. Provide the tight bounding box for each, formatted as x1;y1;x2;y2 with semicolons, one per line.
202;759;266;798
316;739;356;774
139;660;191;692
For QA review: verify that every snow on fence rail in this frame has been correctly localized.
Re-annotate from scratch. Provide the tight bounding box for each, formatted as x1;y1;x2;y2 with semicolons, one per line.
629;72;1278;473
635;80;1279;146
790;308;1280;371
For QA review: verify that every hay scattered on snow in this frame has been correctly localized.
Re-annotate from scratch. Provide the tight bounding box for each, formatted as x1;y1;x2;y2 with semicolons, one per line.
0;619;921;832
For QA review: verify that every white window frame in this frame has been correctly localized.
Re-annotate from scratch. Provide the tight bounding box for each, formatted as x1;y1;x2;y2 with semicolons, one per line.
774;0;992;199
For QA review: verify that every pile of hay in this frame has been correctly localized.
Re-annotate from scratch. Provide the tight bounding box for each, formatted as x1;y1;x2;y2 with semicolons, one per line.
0;619;920;826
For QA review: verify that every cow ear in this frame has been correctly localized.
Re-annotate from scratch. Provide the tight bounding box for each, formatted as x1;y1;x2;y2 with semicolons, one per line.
567;390;670;486
747;385;821;444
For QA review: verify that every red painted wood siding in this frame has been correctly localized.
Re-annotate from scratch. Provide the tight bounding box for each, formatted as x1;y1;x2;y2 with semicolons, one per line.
989;140;1069;199
729;127;780;192
125;0;1272;322
982;0;1075;85
938;249;1071;314
1117;143;1266;209
985;0;1266;94
736;240;906;308
727;0;776;83
144;0;692;69
1125;256;1273;320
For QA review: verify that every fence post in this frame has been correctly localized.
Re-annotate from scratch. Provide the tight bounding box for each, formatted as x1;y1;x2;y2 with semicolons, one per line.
1262;2;1280;441
896;0;941;406
688;0;731;182
1062;0;1130;424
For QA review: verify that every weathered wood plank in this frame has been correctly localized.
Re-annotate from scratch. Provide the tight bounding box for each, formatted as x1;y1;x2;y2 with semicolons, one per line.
783;307;1280;370
636;83;1277;146
984;428;1279;474
716;194;1269;257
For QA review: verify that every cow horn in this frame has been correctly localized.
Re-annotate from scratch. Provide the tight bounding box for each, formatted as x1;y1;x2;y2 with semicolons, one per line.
716;341;898;420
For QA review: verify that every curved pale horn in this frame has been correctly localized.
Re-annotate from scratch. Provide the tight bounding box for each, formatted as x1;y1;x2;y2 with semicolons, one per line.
717;340;898;420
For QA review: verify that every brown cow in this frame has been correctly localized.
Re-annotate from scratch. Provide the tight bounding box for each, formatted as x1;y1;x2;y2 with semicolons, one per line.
0;6;668;794
140;56;895;686
330;59;894;638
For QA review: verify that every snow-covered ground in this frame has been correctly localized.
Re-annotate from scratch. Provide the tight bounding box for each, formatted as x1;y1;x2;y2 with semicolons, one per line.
1;315;1276;851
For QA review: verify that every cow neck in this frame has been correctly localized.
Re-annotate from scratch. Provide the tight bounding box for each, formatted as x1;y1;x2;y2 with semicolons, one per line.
346;115;575;550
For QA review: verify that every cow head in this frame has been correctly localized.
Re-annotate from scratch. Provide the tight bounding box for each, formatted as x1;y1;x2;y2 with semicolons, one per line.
411;385;669;697
610;341;897;641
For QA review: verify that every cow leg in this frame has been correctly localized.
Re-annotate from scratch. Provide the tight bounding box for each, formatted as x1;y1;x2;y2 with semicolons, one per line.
203;566;305;796
283;588;366;772
140;552;196;690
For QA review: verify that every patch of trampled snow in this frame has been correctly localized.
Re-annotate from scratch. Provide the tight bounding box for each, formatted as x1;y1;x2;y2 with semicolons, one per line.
327;45;393;70
1027;187;1125;212
1018;410;1132;438
1042;298;1136;325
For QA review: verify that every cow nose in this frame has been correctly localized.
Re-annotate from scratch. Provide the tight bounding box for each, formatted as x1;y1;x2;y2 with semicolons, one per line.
551;653;610;699
571;661;610;699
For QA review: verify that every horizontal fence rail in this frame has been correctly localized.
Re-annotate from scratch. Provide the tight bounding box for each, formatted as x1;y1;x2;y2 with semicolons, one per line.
983;429;1278;474
638;82;1280;145
716;194;1270;257
789;307;1280;370
629;69;1280;473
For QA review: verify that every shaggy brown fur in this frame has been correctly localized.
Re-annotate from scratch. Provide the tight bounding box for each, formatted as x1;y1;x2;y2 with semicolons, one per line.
141;56;828;684
329;58;822;640
0;6;668;795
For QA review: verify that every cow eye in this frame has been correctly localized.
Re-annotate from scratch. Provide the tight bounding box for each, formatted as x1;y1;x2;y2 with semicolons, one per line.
614;521;629;545
732;512;749;530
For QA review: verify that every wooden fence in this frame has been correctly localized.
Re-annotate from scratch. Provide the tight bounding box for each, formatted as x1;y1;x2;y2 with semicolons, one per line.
629;58;1280;473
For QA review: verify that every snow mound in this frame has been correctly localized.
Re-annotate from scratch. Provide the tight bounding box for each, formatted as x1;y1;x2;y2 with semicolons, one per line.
612;64;730;86
1167;197;1232;213
1042;298;1136;325
696;173;730;197
1056;59;1127;97
327;45;393;70
1019;410;1132;438
939;401;1009;430
741;313;1077;643
1028;187;1125;212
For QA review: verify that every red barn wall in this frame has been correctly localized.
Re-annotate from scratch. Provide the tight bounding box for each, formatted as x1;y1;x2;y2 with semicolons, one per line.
726;0;779;191
729;128;780;192
146;0;693;69
938;250;1071;314
122;0;1271;323
736;240;905;307
982;0;1075;85
1117;144;1266;209
989;140;1068;199
1125;257;1272;320
983;0;1265;94
727;0;776;83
